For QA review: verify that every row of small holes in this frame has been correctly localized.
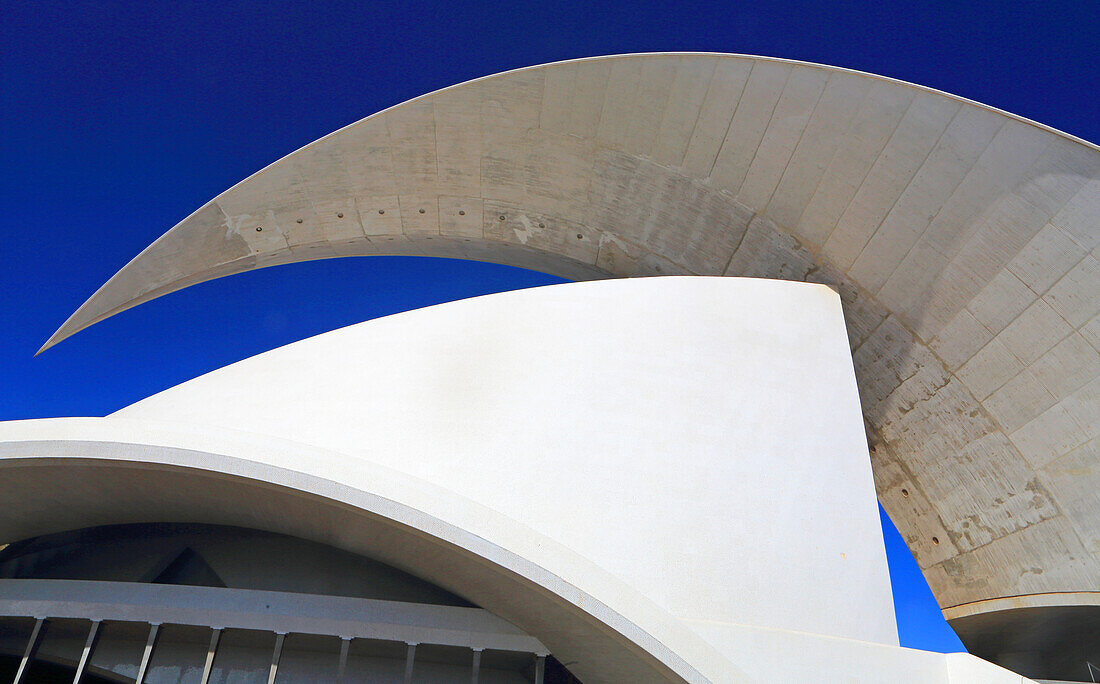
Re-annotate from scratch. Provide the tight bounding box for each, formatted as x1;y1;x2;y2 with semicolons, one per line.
495;214;582;238
266;212;579;235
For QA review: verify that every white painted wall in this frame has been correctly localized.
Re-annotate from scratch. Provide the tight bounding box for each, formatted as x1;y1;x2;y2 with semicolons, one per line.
114;276;898;649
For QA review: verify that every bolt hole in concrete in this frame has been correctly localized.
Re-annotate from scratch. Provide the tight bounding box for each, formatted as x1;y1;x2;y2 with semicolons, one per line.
296;218;303;224
378;209;385;215
932;537;940;545
499;215;506;221
458;210;466;216
576;233;583;239
256;226;263;232
901;489;909;497
337;213;344;218
419;208;425;214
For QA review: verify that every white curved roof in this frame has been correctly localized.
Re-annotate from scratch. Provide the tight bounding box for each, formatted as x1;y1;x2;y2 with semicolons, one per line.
38;53;1100;623
8;276;898;683
0;419;709;683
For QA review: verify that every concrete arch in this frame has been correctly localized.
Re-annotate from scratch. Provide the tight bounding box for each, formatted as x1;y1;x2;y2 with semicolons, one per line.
0;419;736;684
37;53;1100;635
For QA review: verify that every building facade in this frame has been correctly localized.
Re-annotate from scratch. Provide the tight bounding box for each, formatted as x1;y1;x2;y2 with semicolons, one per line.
3;53;1097;682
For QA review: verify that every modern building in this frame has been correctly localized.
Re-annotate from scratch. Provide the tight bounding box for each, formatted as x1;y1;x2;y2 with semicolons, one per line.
1;53;1096;683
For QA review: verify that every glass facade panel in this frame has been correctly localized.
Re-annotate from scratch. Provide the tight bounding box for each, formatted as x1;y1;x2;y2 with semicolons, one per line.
144;623;211;684
26;617;90;681
0;616;36;681
344;638;407;682
481;648;539;684
273;633;340;683
208;628;276;684
86;620;148;682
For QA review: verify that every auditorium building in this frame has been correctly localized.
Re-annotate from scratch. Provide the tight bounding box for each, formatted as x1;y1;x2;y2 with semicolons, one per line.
1;54;1097;683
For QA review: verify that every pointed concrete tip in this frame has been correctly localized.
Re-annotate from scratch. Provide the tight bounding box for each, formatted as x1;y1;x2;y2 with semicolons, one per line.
37;322;74;355
37;311;86;356
35;275;124;356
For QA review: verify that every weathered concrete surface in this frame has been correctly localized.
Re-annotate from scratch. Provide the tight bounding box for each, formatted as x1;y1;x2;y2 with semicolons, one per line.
39;54;1100;630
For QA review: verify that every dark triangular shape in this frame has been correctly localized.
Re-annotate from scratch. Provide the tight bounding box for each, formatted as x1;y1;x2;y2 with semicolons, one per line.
152;547;226;588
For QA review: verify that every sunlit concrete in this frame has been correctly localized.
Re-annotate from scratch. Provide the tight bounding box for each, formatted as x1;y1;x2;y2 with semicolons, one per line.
37;55;1100;662
3;276;1040;681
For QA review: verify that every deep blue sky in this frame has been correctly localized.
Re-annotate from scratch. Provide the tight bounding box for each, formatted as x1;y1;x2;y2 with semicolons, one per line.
3;0;1097;655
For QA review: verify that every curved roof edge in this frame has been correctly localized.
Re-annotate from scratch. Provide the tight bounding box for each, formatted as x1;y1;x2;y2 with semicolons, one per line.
0;416;741;684
38;51;1097;353
25;51;1100;647
943;591;1100;621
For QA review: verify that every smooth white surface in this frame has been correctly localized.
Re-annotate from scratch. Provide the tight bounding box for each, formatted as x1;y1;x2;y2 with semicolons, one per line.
0;421;720;683
114;276;897;648
686;621;1032;683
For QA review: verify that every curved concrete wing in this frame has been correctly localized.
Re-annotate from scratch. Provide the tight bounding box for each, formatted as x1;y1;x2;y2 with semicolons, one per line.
10;276;908;682
41;53;1100;634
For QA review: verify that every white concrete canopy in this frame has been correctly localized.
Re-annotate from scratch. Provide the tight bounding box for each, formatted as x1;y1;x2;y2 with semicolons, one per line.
36;53;1100;650
8;276;901;682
